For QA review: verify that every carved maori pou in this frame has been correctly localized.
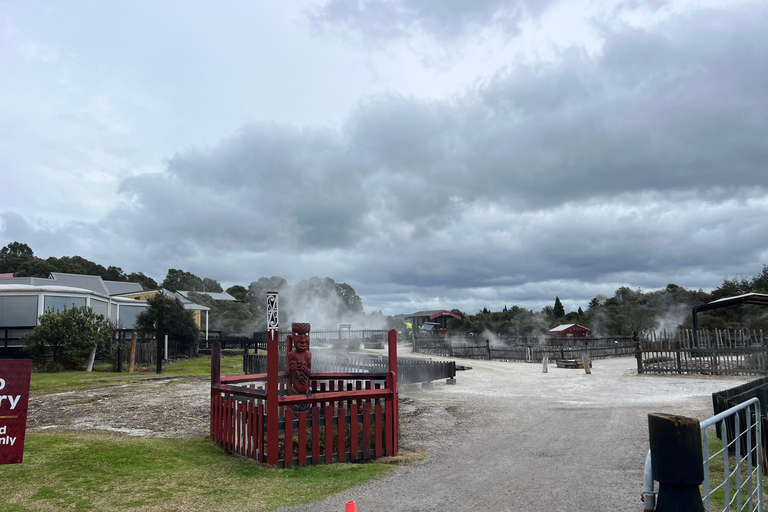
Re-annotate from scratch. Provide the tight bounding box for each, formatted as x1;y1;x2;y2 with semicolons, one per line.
286;322;312;396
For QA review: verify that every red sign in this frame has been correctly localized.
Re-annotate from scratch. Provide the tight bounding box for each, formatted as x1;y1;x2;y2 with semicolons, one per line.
0;359;32;465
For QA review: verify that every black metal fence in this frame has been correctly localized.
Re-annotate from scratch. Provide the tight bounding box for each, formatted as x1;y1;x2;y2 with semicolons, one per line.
243;350;456;385
0;326;34;358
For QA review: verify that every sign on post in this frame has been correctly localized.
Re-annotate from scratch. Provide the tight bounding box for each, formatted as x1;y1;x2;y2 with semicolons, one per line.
0;359;32;465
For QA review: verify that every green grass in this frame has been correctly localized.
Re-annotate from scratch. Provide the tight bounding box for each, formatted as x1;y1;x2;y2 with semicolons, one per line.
30;355;244;395
0;431;394;512
702;433;767;511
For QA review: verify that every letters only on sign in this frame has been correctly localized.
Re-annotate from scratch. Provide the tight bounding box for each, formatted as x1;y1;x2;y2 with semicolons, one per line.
0;359;32;464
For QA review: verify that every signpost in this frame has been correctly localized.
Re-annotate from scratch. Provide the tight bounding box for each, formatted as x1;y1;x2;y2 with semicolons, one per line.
0;359;32;465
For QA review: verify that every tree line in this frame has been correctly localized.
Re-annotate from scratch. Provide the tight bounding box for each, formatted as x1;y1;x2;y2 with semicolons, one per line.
1;242;369;335
447;265;768;337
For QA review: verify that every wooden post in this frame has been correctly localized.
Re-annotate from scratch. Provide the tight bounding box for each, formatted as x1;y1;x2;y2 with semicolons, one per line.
486;339;491;360
211;342;221;440
582;356;591;374
128;331;137;373
648;413;705;512
266;327;279;466
387;329;399;456
635;334;643;374
542;356;548;373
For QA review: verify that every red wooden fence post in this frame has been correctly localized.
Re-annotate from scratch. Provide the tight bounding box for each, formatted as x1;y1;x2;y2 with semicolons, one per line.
211;341;221;441
267;327;279;466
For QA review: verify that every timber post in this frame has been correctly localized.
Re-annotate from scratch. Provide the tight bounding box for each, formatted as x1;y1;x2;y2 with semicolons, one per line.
648;413;705;512
635;333;643;374
210;341;221;440
486;339;491;360
387;329;399;456
266;292;279;466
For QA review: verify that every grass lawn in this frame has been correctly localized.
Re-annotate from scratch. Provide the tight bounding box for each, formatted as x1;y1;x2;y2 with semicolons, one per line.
0;431;394;512
30;355;244;395
701;433;767;510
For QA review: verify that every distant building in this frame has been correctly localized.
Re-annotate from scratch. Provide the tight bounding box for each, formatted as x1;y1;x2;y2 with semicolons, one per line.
549;323;590;338
404;310;461;330
177;290;237;302
0;273;211;357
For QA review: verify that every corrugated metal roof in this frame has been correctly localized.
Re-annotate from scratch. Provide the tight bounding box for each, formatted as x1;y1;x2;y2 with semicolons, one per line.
549;323;589;332
104;281;143;295
0;277;51;287
49;273;110;295
0;284;110;298
405;310;448;318
177;290;237;301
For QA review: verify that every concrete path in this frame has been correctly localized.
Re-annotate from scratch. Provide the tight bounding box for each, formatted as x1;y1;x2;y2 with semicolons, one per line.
278;353;751;512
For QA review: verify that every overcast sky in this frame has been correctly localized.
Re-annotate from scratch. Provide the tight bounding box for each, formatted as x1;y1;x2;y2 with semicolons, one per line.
2;0;767;316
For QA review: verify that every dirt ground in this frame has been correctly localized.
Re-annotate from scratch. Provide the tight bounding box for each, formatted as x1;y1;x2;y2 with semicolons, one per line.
27;349;754;511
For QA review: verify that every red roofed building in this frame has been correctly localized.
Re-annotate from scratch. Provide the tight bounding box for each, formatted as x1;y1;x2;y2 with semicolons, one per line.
404;310;461;331
549;323;590;338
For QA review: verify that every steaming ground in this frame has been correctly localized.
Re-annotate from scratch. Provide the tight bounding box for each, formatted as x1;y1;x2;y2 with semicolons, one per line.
26;348;752;511
280;347;752;512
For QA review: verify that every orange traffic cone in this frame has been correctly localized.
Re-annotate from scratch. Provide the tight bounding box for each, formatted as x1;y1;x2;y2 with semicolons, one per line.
345;501;357;512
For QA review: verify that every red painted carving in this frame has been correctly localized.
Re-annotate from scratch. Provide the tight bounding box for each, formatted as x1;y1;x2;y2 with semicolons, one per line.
286;322;312;396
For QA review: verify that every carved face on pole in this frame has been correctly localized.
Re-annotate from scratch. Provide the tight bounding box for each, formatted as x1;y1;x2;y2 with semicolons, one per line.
287;322;312;396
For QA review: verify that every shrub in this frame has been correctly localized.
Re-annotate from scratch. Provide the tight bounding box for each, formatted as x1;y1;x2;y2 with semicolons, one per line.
23;306;116;370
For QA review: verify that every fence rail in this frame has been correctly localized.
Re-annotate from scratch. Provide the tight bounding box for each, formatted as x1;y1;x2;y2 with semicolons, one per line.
414;337;636;362
211;330;400;467
243;351;455;385
639;329;768;376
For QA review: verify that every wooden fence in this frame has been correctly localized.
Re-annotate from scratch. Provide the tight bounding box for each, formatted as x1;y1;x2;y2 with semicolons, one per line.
638;329;768;376
114;338;198;367
243;351;456;385
414;337;636;362
211;330;399;467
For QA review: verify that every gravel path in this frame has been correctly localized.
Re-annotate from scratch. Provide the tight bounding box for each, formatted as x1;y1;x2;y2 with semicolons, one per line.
27;352;752;511
278;353;751;512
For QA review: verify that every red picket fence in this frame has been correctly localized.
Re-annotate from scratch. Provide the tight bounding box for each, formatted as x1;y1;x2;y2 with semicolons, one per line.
210;330;399;467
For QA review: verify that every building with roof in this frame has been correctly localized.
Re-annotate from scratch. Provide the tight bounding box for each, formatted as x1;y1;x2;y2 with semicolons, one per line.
0;273;210;356
177;290;237;302
117;289;210;332
548;323;590;338
404;310;462;330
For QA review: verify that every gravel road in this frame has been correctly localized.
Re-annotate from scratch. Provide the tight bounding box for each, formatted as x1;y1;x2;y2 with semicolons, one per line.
278;352;751;512
27;352;752;511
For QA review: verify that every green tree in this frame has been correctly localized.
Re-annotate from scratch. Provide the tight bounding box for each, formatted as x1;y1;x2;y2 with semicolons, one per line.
23;306;116;370
186;291;254;335
134;294;199;350
126;272;159;290
0;241;36;274
162;269;204;292
553;297;565;318
226;285;247;301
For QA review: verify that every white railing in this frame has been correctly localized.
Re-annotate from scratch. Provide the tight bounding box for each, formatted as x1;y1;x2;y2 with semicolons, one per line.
643;397;763;511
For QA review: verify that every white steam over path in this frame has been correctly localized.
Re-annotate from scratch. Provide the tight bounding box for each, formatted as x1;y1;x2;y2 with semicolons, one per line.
280;350;751;512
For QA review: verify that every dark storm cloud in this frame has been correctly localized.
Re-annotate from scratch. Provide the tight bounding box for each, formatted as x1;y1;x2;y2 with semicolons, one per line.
306;0;555;40
112;123;369;250
4;3;767;313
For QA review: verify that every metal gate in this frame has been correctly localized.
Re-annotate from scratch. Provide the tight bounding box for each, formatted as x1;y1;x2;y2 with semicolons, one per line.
643;397;763;511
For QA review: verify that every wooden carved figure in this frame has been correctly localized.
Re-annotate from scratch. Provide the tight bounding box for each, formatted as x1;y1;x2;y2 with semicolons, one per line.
286;322;312;396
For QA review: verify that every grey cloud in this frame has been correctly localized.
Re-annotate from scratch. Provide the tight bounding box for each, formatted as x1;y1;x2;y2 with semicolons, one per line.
4;3;767;315
306;0;555;41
